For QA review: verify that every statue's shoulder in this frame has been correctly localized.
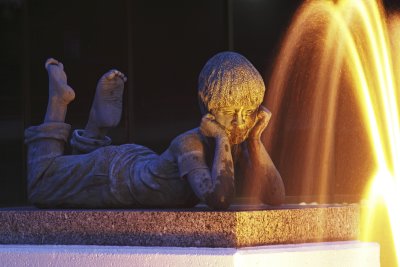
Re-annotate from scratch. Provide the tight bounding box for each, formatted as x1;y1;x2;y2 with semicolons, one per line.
169;128;206;154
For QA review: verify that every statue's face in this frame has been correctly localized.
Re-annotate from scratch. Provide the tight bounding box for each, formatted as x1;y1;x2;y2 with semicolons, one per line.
211;105;258;144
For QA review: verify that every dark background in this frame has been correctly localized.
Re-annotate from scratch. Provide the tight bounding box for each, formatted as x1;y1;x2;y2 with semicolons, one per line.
0;0;398;206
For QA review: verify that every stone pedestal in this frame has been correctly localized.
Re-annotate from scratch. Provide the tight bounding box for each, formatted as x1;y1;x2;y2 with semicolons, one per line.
0;204;379;266
0;204;358;247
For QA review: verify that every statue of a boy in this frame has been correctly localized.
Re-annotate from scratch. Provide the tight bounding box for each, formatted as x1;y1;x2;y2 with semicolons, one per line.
25;51;285;209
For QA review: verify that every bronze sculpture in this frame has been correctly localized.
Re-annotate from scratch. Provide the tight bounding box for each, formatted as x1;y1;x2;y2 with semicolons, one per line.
25;52;285;209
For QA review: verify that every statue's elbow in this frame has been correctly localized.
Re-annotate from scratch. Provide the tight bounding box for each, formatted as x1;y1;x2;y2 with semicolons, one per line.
204;175;235;210
205;190;234;210
262;188;286;206
270;193;285;206
206;195;231;210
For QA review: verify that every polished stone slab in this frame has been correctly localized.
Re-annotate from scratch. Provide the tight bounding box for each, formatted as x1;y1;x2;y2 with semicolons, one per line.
0;242;379;267
0;204;359;248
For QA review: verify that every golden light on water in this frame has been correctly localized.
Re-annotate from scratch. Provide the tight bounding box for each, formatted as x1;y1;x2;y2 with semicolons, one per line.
265;0;400;265
337;1;400;266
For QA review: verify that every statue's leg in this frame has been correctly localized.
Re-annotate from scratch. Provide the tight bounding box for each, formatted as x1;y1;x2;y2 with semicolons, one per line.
83;69;127;139
24;61;135;208
25;124;133;207
43;58;75;123
25;122;71;205
26;58;75;185
25;58;76;205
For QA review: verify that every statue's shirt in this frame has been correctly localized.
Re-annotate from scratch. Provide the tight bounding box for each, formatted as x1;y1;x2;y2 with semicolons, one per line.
130;128;210;207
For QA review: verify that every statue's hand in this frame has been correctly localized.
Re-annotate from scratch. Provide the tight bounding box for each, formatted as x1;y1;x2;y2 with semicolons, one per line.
248;106;272;140
200;114;227;139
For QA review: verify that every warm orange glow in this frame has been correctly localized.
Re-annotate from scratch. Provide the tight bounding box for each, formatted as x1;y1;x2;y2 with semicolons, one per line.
266;0;400;265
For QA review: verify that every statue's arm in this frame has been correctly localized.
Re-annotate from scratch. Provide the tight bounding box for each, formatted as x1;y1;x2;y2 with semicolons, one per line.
173;115;235;210
245;139;285;205
185;135;234;210
245;107;285;205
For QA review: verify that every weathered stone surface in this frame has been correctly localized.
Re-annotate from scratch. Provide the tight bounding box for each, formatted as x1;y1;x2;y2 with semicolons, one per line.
0;204;359;248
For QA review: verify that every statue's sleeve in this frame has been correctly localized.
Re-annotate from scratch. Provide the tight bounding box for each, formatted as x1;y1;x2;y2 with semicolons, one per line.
173;133;209;178
70;129;112;154
177;151;208;177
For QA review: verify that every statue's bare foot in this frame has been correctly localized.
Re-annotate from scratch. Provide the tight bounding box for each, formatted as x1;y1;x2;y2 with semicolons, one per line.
44;58;75;122
45;58;75;105
85;69;127;137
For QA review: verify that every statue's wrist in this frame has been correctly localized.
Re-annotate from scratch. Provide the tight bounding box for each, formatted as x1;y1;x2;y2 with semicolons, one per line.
247;133;262;142
216;134;229;143
247;137;263;146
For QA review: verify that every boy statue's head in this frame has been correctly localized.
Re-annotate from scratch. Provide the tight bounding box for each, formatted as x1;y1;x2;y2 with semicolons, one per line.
198;51;266;144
